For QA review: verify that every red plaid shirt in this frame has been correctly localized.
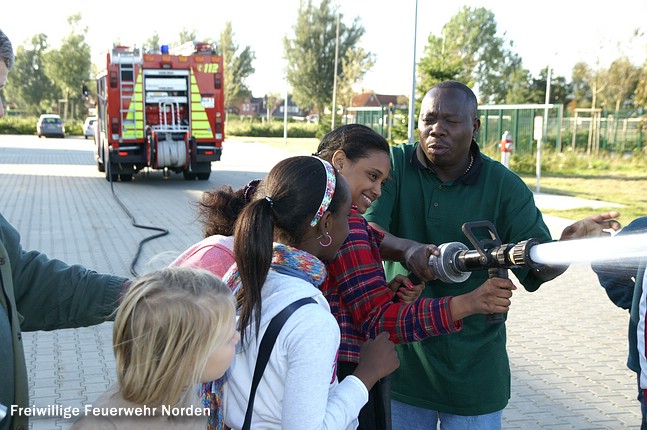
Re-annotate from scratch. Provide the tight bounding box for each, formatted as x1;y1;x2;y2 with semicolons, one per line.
321;207;461;364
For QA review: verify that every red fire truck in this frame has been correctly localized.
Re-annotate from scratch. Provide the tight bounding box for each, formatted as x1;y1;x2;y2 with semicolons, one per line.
94;42;224;181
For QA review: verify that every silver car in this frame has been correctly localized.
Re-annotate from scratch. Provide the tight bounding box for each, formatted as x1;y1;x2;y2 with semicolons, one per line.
83;116;96;139
37;114;65;138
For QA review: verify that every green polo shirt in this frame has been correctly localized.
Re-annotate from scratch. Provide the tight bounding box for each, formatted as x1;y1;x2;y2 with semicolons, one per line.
364;141;552;415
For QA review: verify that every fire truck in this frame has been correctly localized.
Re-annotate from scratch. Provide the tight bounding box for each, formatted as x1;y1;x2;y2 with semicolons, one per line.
94;42;224;181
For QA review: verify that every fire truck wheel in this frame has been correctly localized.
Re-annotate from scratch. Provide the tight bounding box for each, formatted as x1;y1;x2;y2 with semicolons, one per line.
183;171;197;180
197;172;211;180
120;174;133;182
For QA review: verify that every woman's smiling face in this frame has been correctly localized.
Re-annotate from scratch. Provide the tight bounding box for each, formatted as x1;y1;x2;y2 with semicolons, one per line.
336;149;391;214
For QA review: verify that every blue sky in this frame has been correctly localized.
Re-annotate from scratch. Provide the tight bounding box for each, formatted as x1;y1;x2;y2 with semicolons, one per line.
4;0;646;97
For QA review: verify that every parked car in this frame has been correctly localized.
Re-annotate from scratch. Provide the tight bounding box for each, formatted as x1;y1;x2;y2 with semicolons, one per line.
83;116;96;139
36;114;65;138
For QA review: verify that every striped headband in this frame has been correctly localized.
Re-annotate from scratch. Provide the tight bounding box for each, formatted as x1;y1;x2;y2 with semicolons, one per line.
310;157;336;227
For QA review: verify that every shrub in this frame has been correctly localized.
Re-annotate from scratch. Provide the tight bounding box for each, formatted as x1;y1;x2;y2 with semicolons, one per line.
481;144;643;175
0;116;85;136
0;116;36;135
225;117;317;138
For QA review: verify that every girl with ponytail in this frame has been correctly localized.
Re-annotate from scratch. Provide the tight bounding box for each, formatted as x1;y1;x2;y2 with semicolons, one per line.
223;156;399;430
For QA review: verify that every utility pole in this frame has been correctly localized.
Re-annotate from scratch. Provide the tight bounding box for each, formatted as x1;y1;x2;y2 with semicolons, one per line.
331;11;340;130
536;66;552;193
407;0;419;143
543;66;552;146
284;86;289;146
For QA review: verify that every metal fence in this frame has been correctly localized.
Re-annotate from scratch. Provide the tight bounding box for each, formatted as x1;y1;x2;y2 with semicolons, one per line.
343;106;392;138
343;104;645;156
478;105;645;156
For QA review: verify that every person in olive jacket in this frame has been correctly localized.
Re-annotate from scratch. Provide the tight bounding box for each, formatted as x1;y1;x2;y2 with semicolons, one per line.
1;29;127;430
0;209;129;430
1;29;123;430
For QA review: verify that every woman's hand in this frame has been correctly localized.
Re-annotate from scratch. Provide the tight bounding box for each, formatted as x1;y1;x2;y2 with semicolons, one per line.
353;332;400;390
387;274;424;304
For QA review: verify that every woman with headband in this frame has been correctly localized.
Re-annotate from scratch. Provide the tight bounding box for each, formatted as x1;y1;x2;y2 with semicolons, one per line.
222;156;400;430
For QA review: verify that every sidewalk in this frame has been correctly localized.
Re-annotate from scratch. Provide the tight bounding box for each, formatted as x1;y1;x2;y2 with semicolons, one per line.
0;137;639;429
534;192;623;211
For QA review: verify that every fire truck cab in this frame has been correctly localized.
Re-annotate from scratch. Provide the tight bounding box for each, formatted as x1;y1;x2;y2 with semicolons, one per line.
94;42;224;181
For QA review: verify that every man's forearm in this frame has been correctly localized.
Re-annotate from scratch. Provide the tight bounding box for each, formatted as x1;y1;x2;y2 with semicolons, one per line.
378;229;420;262
370;222;437;281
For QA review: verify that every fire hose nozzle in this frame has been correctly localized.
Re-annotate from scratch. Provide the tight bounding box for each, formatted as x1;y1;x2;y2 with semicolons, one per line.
429;242;471;283
509;239;542;268
428;238;543;283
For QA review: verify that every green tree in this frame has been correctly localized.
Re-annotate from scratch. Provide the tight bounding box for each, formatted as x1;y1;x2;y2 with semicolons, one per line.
47;14;92;120
284;0;371;119
336;46;375;110
528;68;572;106
143;32;161;53
417;6;521;104
263;92;281;120
3;33;59;114
635;59;647;110
178;29;197;44
417;34;466;94
504;68;534;104
219;21;256;112
570;62;593;109
598;57;640;112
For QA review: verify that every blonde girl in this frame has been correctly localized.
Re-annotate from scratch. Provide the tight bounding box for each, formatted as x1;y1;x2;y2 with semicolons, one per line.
72;267;239;429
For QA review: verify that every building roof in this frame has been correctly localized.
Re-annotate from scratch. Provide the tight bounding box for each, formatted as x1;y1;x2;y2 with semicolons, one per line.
350;92;404;108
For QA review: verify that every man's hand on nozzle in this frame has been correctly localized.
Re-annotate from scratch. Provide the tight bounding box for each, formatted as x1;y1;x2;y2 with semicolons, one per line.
404;243;439;281
560;211;622;241
449;278;517;322
353;332;400;391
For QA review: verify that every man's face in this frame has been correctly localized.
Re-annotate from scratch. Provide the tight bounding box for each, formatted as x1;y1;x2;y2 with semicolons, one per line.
417;87;479;169
0;61;8;119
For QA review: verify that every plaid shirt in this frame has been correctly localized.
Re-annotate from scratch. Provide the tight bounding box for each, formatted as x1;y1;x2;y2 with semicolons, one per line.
321;207;461;364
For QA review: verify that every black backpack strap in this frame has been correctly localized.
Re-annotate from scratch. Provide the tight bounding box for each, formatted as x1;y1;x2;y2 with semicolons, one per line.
241;296;317;430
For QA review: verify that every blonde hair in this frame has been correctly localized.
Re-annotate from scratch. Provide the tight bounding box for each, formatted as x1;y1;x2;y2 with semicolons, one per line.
113;266;235;407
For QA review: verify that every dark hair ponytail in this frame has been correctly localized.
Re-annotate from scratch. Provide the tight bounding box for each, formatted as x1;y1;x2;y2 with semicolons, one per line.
197;179;261;238
233;156;349;343
233;197;275;344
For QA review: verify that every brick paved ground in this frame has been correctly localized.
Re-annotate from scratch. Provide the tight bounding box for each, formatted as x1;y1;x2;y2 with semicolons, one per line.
0;135;639;429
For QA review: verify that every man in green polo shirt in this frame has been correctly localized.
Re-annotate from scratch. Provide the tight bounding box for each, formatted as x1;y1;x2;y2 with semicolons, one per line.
364;80;621;429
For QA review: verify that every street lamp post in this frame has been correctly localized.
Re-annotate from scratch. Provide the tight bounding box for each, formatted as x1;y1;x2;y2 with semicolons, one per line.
331;11;340;130
407;0;419;143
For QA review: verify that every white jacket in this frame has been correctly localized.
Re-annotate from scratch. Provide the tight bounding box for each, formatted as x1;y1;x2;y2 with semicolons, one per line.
224;269;368;430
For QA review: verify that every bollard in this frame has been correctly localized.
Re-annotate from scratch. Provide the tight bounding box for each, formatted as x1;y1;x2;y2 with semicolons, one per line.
500;130;514;168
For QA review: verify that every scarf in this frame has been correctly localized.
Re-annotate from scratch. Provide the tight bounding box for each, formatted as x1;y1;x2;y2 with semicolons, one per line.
200;378;225;430
207;244;323;430
224;243;327;293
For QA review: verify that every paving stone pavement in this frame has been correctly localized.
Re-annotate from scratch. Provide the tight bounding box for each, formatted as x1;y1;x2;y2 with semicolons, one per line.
0;135;640;429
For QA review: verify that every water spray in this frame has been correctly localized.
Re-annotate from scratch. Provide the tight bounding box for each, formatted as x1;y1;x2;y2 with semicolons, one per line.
410;220;647;324
529;233;646;266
